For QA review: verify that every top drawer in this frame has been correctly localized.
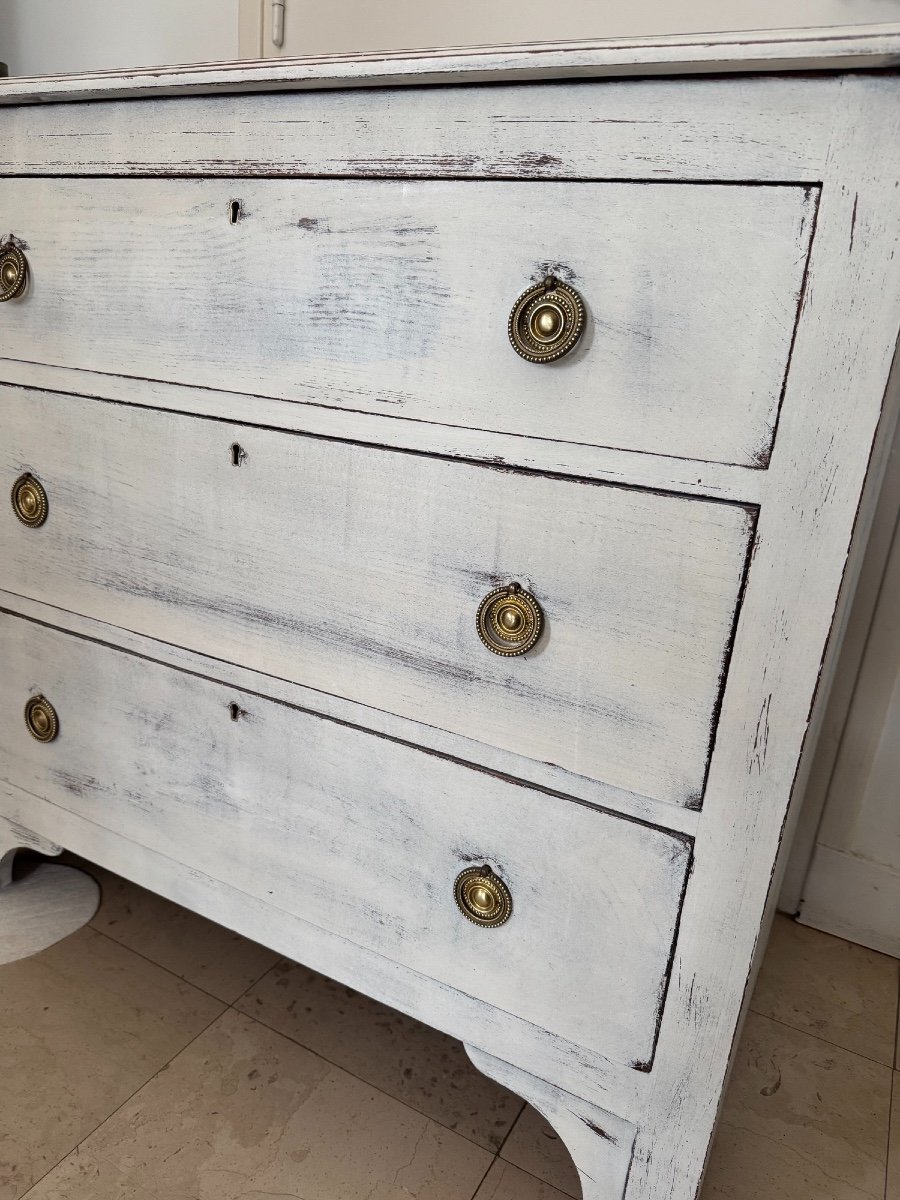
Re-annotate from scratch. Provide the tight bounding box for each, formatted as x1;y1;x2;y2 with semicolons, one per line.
0;178;814;467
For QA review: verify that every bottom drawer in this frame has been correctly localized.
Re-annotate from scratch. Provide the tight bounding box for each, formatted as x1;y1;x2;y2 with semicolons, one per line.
0;612;691;1071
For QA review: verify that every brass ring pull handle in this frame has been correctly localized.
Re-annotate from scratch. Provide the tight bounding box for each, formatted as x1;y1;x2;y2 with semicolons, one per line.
11;474;48;528
25;695;59;743
508;275;585;363
0;244;28;302
476;582;543;657
455;866;512;928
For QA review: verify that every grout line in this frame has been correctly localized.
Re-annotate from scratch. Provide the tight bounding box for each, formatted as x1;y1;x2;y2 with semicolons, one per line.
72;853;280;1007
504;1155;580;1200
15;922;552;1197
16;1004;228;1199
468;1153;499;1200
58;880;527;1165
747;1006;898;1070
228;990;524;1160
36;877;561;1184
231;953;286;1006
493;1102;582;1199
886;1073;896;1200
89;923;233;1008
495;1100;528;1159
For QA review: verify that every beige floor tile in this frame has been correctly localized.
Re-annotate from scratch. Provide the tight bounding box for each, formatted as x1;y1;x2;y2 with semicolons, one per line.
751;914;899;1065
888;1073;899;1200
474;1158;574;1200
702;1011;892;1199
0;926;222;1200
236;959;523;1150
23;1007;492;1200
500;1104;580;1198
77;860;280;1004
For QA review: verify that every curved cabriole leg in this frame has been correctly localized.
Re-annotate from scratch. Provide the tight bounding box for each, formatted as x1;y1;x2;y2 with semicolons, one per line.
0;815;99;964
466;1045;636;1200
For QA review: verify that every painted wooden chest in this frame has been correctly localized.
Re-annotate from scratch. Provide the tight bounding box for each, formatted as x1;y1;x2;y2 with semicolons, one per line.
1;27;899;1198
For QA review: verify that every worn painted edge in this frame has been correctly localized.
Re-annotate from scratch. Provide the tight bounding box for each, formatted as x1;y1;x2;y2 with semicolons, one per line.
1;25;900;105
0;370;766;504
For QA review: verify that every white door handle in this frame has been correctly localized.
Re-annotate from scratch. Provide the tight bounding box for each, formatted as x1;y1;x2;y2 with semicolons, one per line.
272;0;285;48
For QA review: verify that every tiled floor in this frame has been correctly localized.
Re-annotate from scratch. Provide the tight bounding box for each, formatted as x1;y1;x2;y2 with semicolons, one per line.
2;859;898;1200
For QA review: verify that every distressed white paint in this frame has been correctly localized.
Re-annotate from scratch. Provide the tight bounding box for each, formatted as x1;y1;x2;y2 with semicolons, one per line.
2;387;753;808
0;178;813;467
0;34;898;1200
624;75;900;1200
0;815;61;887
0;586;703;838
0;75;836;183
0;611;690;1070
0;25;899;103
0;367;766;504
466;1045;637;1197
0;768;653;1117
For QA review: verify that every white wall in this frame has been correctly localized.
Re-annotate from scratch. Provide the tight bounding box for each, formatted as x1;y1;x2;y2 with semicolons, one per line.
252;0;900;59
793;433;900;956
3;0;896;77
0;0;239;77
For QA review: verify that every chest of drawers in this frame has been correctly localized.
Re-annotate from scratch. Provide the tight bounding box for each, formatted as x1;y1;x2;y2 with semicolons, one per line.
1;28;898;1200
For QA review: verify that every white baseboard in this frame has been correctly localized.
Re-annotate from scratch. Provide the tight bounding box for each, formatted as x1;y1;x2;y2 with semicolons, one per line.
798;844;900;957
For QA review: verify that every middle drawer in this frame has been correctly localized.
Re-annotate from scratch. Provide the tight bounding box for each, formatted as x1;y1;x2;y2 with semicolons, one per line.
3;387;754;809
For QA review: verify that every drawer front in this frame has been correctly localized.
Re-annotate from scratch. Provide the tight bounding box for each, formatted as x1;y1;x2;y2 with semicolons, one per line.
0;613;691;1069
3;388;754;809
0;177;814;467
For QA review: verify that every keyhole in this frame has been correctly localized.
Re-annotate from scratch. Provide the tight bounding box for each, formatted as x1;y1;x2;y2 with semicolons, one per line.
230;442;245;466
229;199;241;224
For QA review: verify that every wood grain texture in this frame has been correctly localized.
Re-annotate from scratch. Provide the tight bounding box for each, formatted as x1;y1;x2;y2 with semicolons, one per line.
0;812;61;886
622;73;900;1200
2;387;754;809
0;610;691;1070
0;778;649;1118
0;75;835;183
0;178;814;467
0;25;898;104
0;50;898;1200
0;362;767;504
467;1046;636;1199
0;586;702;838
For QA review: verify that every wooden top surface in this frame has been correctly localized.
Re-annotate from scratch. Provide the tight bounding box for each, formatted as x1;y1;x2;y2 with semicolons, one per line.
1;24;899;105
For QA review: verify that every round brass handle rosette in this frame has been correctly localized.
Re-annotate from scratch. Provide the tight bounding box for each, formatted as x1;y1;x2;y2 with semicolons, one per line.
11;473;48;528
0;244;28;302
508;274;585;363
25;695;59;743
476;582;543;657
454;866;512;928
